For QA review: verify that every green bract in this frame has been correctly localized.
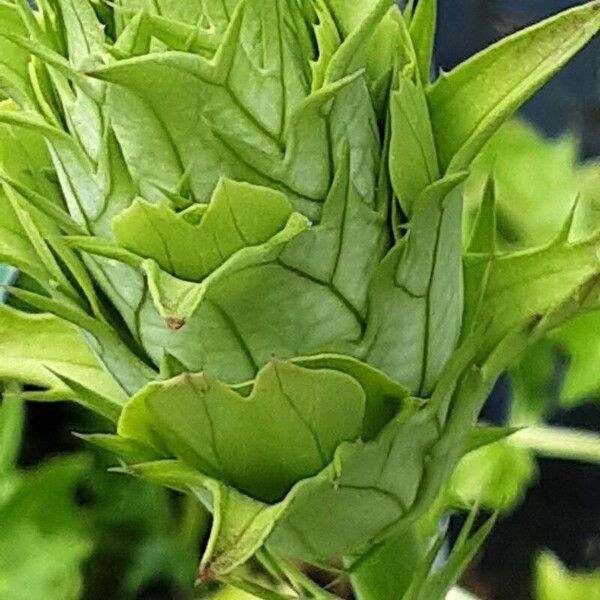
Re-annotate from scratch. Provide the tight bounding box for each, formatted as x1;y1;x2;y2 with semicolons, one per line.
0;0;599;597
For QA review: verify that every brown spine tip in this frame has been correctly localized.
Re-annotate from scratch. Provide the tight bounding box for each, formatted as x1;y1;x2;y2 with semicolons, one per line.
196;566;214;585
166;317;186;331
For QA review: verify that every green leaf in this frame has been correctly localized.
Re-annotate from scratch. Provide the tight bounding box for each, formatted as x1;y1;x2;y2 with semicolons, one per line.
407;513;497;600
268;408;440;562
75;432;163;464
119;360;365;502
310;0;341;91
293;354;409;440
467;176;497;254
5;285;155;398
116;459;290;580
91;1;321;209
449;439;537;513
465;120;579;249
363;173;465;394
0;304;126;407
536;553;600;600
71;145;388;388
510;338;556;425
389;68;440;215
463;229;600;354
552;310;600;404
428;2;600;172
142;211;308;321
54;0;105;68
464;425;519;454
0;3;33;106
409;0;436;84
350;527;426;600
113;178;293;282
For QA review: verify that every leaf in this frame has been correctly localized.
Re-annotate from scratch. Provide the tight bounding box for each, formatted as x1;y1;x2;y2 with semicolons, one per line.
0;3;33;106
464;120;579;249
362;173;465;394
324;0;394;84
552;310;600;404
91;1;320;206
349;527;426;600
449;439;537;513
467;176;496;254
463;228;600;353
0;304;126;407
5;285;155;398
89;2;383;226
116;459;291;580
536;553;600;600
113;178;293;281
409;0;436;84
75;432;163;464
293;354;409;440
510;338;556;426
111;0;239;40
310;0;341;91
389;68;440;215
428;1;600;172
268;408;440;562
464;425;519;454
408;513;497;600
54;0;105;68
142;211;308;321
71;147;388;388
118;360;365;502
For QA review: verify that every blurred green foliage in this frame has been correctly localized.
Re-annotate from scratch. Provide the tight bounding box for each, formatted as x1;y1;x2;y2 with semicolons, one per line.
0;392;91;600
0;386;205;600
536;553;600;600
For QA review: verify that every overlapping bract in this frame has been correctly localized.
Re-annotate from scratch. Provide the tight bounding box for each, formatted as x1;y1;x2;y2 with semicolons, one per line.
0;0;599;591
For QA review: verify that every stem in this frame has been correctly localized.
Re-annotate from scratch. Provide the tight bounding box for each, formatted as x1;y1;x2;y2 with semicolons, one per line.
0;385;24;474
223;575;296;600
510;425;600;464
263;549;340;600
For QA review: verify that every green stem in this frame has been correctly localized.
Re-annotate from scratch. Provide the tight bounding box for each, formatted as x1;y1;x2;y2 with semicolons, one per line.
223;575;295;600
0;384;24;475
263;549;339;600
510;425;600;464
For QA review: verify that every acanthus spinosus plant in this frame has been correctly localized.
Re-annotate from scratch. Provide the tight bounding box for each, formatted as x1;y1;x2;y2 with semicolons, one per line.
0;0;599;597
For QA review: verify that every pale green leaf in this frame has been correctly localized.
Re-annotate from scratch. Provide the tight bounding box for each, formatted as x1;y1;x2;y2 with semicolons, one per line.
409;0;436;84
428;2;600;172
552;310;600;404
113;178;293;281
536;553;600;600
119;361;365;502
389;69;439;215
463;230;600;352
465;120;579;249
0;304;126;407
363;173;465;394
449;439;537;513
